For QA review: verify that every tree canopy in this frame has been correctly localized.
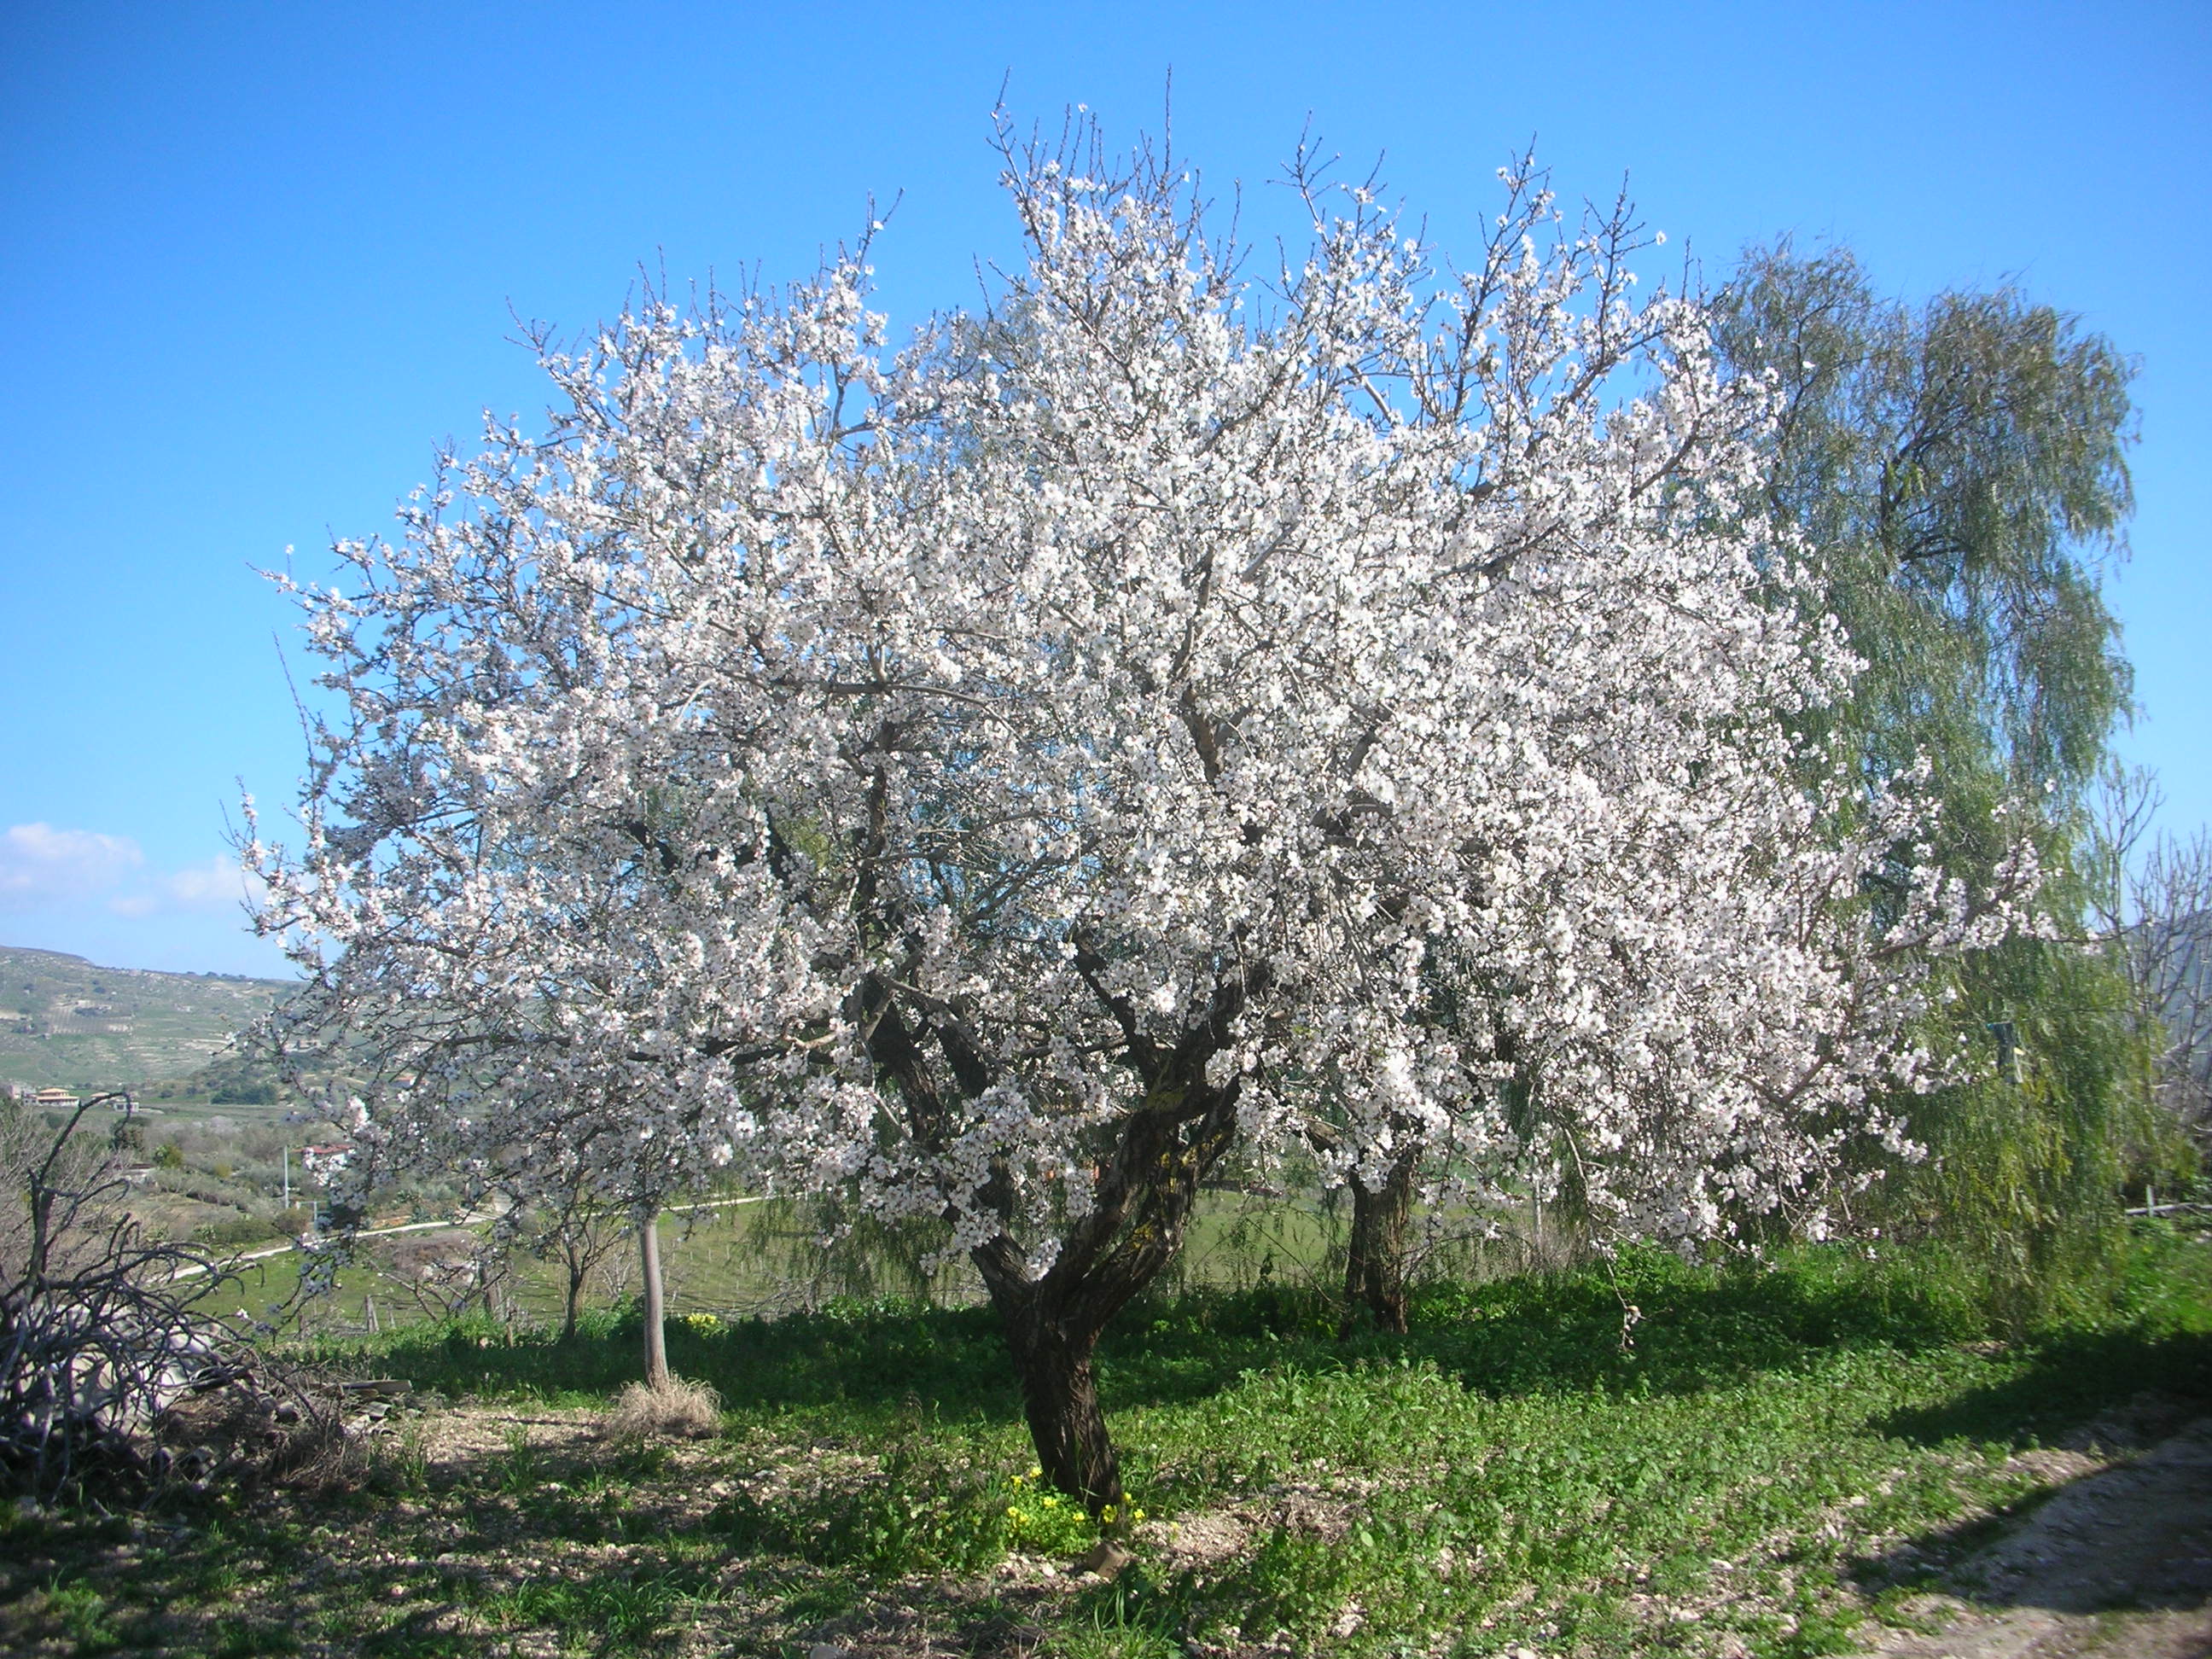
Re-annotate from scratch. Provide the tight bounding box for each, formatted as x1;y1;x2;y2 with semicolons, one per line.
253;125;2034;1506
1715;242;2134;819
1715;245;2163;1309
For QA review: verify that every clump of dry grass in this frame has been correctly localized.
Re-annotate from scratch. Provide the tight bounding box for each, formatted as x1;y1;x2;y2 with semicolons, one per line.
601;1377;722;1441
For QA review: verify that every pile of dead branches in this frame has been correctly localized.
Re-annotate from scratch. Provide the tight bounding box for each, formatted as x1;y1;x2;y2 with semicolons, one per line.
0;1092;341;1505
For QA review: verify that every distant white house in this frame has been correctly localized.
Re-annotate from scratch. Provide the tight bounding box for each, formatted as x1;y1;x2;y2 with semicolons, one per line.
31;1087;79;1111
300;1143;354;1184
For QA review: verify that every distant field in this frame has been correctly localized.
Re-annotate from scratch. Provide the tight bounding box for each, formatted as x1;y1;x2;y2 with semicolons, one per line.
0;943;290;1092
215;1189;1354;1341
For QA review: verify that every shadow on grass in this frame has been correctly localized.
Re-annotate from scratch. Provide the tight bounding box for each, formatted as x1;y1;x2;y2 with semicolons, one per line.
1100;1243;2018;1409
1875;1326;2212;1447
313;1244;2067;1426
331;1299;1027;1423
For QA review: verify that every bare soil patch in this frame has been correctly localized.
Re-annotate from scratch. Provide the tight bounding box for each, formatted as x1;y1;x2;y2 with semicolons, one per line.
1856;1404;2212;1659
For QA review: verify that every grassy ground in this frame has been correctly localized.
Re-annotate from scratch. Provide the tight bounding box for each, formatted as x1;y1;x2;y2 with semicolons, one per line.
4;1232;2209;1658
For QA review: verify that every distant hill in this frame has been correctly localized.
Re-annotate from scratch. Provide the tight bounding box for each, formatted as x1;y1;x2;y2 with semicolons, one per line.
0;945;292;1094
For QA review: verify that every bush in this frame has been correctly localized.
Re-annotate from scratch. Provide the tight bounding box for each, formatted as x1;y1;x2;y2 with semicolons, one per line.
190;1216;276;1251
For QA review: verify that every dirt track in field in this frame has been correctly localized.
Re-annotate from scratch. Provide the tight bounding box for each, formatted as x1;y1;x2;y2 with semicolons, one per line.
1857;1411;2212;1659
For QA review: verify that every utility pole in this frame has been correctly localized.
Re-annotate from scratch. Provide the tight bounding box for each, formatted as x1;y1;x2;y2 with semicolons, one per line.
1988;1020;2021;1086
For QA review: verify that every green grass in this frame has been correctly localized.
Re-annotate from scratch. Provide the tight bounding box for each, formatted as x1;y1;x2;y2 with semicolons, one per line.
4;1231;2208;1656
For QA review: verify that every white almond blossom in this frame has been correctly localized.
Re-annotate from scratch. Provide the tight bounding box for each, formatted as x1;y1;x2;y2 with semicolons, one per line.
247;117;2034;1508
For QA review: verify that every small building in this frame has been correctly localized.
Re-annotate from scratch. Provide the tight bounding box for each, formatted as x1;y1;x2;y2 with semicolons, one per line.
31;1087;79;1111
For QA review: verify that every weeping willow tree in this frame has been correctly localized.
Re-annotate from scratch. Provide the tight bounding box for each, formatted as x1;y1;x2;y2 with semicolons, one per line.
1715;243;2179;1316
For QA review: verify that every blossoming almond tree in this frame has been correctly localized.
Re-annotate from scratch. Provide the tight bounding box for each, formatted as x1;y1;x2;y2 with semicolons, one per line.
251;114;2031;1512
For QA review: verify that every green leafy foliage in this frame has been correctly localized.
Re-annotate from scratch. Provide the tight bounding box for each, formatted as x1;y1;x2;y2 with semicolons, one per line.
711;1427;1099;1574
473;1563;712;1651
1004;1468;1103;1555
44;1575;119;1653
1715;246;2173;1308
1716;243;2135;806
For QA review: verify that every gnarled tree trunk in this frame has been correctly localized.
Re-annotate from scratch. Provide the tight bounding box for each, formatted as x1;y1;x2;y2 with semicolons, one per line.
968;1069;1253;1516
858;930;1276;1518
987;1280;1124;1509
1342;1150;1417;1336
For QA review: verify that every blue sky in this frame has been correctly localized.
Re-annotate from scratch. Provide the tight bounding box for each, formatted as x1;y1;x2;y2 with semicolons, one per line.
2;1;2204;977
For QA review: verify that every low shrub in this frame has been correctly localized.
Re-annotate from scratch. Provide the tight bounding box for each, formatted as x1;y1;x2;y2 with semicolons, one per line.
190;1215;277;1250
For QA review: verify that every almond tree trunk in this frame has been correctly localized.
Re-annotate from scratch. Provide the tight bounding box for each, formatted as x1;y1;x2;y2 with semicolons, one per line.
968;1078;1250;1517
859;949;1276;1518
987;1282;1123;1510
1342;1150;1417;1336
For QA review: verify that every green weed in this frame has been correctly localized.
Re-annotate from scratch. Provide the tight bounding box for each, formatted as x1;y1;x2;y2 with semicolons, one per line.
1048;1598;1182;1659
1003;1467;1099;1556
493;1423;540;1495
479;1562;716;1654
44;1576;118;1654
371;1426;430;1495
208;1622;302;1657
713;1429;1038;1574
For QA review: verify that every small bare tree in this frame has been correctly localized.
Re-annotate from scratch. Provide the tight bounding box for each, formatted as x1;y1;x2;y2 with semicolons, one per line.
2133;834;2212;1139
516;1186;631;1340
378;1231;515;1325
2091;772;2212;1155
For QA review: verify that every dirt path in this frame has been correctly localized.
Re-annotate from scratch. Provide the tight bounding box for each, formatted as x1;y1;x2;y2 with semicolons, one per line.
1859;1416;2212;1659
168;1192;770;1280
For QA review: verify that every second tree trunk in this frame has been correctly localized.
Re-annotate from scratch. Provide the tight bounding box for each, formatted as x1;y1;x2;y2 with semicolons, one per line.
1342;1151;1417;1337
